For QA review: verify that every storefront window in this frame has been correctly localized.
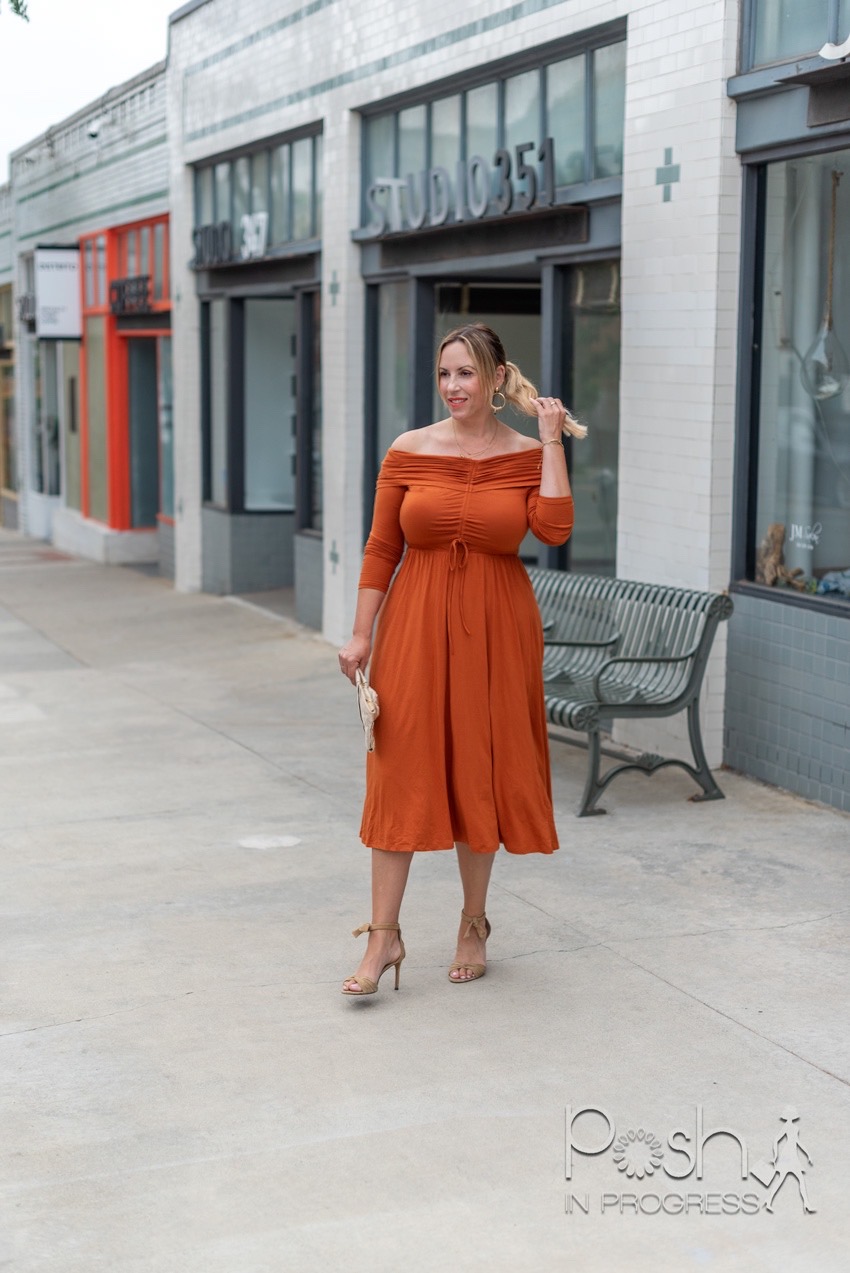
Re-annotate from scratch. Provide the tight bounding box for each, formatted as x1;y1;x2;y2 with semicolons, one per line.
209;299;228;507
592;42;626;179
365;113;394;188
504;71;539;157
243;298;297;510
196;131;321;255
215;162;231;224
752;149;850;602
252;150;269;218
361;36;626;227
270;144;290;244
291;137;313;240
233;156;251;241
547;55;585;186
466;83;498;164
752;1;831;67
399;105;427;176
569;262;620;575
197;167;214;225
431;95;460;173
376;282;409;462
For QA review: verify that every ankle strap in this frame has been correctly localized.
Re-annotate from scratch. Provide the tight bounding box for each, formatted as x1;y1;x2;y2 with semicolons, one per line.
352;921;400;937
461;910;488;940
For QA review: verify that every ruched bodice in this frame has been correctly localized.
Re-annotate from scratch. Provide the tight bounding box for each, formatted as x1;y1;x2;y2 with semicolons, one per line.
358;447;574;855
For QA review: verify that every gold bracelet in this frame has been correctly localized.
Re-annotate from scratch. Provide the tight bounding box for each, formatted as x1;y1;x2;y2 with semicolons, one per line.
541;438;562;447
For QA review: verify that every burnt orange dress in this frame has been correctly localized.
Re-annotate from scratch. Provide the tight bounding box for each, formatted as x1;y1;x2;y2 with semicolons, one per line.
358;447;574;855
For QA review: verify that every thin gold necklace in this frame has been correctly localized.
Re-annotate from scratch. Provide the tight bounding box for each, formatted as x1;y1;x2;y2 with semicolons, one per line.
452;417;500;458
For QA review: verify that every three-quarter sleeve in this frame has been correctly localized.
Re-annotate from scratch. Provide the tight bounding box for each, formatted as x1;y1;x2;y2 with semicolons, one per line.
527;490;574;546
358;469;406;593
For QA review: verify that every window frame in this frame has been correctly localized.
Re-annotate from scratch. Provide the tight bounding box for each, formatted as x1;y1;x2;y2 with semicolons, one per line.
742;0;845;73
732;136;850;617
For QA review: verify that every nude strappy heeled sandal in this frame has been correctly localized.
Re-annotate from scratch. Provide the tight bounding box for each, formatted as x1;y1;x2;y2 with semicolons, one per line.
341;921;405;996
448;910;491;983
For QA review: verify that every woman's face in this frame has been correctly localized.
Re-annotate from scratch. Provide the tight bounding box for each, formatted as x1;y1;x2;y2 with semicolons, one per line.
437;341;503;422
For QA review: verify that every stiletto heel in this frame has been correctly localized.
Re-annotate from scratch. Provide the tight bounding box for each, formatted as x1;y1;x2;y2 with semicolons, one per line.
342;921;405;996
448;909;491;983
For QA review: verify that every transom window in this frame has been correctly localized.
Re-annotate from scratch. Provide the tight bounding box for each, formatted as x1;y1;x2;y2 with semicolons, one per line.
746;0;850;70
360;37;625;230
193;128;323;267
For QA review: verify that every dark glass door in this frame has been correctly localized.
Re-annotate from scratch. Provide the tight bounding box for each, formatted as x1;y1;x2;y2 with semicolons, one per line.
128;338;159;528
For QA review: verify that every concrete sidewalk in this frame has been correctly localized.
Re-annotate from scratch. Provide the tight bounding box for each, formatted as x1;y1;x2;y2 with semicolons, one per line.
0;529;848;1273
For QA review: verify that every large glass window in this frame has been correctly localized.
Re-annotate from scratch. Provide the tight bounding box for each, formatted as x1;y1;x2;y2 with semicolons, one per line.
362;36;626;228
376;282;410;462
568;262;620;574
592;43;626;180
752;1;832;67
547;55;585;186
195;130;322;257
751;149;850;603
244;298;297;510
209;299;228;507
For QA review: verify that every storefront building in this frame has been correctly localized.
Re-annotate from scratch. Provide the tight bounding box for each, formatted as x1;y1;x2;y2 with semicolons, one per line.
169;0;740;785
0;184;16;528
726;2;850;811
10;62;173;570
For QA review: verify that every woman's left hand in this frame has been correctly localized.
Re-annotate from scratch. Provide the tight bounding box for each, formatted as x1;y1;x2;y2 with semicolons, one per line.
531;396;566;444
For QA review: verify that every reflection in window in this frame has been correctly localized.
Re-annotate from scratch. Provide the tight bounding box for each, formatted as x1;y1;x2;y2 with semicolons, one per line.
399;104;427;176
271;144;290;244
244;299;297;510
251;150;269;216
197;167;214;224
504;70;538;157
753;0;829;66
431;95;460;173
209;299;228;507
365;112;394;188
233;156;250;240
593;42;626;179
215;162;231;224
377;282;409;462
466;83;498;161
547;56;585;186
753;150;850;601
292;137;313;239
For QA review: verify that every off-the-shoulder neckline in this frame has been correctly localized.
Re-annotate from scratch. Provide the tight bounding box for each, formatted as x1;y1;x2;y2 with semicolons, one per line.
386;445;542;461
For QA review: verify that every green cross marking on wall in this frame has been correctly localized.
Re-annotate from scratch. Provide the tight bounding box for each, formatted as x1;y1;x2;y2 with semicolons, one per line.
655;148;680;202
329;540;340;573
329;271;341;306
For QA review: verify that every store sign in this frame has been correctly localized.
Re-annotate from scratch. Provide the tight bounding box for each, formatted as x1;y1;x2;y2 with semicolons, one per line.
110;275;152;315
192;213;270;268
192;221;234;268
34;247;82;340
363;137;557;238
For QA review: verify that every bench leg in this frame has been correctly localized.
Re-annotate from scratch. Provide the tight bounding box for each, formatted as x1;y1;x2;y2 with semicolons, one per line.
578;727;608;816
686;698;724;803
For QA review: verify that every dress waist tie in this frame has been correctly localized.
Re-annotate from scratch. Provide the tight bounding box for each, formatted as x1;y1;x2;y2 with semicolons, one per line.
448;538;472;650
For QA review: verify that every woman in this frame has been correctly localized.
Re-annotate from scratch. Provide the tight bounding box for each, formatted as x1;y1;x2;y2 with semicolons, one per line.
338;323;583;995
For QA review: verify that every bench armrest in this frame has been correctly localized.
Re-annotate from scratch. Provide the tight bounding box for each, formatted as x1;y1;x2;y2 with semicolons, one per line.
592;650;698;702
544;636;620;649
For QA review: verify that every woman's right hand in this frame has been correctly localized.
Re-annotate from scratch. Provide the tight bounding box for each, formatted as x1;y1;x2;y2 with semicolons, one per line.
338;633;372;684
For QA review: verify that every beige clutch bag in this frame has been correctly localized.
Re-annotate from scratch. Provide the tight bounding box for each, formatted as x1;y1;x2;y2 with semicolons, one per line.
355;668;380;752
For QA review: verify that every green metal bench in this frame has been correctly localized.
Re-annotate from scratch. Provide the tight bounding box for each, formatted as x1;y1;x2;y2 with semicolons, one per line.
527;568;734;817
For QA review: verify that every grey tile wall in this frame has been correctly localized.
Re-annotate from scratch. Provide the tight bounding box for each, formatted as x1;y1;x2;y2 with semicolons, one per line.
201;507;295;594
724;590;850;814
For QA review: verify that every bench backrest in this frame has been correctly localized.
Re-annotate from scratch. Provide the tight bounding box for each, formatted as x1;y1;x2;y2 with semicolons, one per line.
527;568;733;672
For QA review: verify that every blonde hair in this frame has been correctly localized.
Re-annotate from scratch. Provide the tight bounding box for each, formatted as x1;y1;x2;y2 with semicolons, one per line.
435;323;587;439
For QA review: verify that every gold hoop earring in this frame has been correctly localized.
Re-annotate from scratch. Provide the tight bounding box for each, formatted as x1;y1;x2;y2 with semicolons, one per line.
492;391;506;412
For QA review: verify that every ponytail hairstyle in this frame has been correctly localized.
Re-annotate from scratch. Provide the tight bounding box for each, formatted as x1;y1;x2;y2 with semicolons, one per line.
435;322;587;439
